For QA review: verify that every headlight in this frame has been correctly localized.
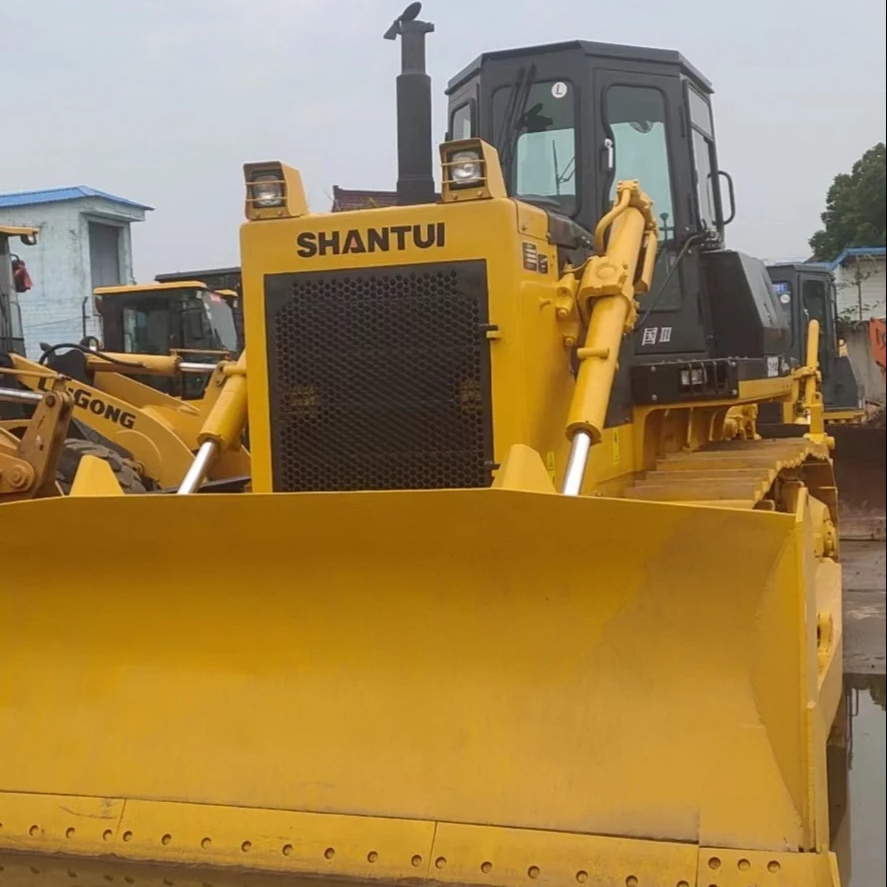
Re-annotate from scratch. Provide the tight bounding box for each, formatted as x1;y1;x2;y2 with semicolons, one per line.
250;174;284;208
680;367;706;387
448;149;483;187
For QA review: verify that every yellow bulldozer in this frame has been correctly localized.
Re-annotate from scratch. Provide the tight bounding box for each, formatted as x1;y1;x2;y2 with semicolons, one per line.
0;4;849;885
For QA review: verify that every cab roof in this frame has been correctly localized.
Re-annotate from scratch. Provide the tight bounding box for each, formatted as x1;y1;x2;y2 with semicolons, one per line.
0;224;39;241
767;262;832;275
94;280;209;296
447;39;712;96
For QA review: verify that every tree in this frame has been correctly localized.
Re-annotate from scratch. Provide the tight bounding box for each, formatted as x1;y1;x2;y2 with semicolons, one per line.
809;143;886;261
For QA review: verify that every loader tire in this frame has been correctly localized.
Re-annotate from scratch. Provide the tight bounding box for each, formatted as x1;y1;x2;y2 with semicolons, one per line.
56;439;148;495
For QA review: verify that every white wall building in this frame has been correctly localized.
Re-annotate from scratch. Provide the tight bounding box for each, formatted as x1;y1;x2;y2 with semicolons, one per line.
829;246;886;323
0;186;151;358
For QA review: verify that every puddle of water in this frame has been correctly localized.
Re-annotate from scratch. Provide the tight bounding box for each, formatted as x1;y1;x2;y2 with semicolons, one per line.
832;672;886;886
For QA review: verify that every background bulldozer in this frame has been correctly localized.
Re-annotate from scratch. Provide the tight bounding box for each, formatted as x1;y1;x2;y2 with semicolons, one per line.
764;262;885;539
0;4;850;885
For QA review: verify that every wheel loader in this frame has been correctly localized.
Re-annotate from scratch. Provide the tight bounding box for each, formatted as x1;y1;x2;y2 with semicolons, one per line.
0;346;250;492
0;5;847;885
0;224;247;493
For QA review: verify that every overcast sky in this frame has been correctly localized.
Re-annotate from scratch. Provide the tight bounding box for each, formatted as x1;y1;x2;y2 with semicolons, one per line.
2;0;885;280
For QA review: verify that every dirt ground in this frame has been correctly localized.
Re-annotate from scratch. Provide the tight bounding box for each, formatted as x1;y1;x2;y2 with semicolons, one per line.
843;540;886;676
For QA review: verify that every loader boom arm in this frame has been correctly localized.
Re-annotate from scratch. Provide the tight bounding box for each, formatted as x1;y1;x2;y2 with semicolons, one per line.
0;377;72;501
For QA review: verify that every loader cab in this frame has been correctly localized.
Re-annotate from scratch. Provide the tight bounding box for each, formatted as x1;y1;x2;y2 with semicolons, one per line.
93;281;239;399
154;266;245;354
447;41;793;379
766;263;863;414
0;226;38;357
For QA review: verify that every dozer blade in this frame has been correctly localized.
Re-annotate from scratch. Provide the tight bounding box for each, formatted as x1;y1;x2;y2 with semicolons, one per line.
0;489;840;886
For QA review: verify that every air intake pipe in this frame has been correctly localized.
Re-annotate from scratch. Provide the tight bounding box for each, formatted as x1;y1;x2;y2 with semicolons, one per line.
384;3;436;205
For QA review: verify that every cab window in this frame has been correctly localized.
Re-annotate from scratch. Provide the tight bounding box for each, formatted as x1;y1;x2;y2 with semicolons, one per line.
771;280;794;345
605;85;674;244
688;87;717;230
123;299;172;354
450;103;473;140
491;79;577;216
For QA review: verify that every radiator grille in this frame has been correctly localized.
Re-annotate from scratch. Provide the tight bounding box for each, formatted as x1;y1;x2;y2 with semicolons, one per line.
264;261;492;491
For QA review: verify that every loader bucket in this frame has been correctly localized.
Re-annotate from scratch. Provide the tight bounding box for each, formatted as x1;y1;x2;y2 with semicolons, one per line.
0;488;840;886
830;417;886;540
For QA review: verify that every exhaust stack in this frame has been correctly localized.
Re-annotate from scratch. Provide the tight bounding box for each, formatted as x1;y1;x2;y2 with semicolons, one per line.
384;3;435;205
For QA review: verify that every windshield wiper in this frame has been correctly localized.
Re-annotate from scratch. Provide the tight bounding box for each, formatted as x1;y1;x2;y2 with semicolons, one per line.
496;63;537;186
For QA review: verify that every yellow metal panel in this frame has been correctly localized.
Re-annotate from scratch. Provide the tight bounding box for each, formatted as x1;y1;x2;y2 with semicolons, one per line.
428;822;697;885
0;801;842;885
68;455;125;495
696;845;839;886
491;444;556;492
1;489;818;853
0;225;38;238
239;199;575;494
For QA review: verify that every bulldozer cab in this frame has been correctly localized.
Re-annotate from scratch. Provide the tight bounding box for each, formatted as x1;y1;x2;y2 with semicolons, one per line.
766;262;863;417
447;40;790;397
93;281;239;398
0;225;38;356
447;41;728;240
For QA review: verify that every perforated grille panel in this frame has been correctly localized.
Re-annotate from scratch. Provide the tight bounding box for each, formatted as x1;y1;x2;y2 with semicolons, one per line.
264;261;493;492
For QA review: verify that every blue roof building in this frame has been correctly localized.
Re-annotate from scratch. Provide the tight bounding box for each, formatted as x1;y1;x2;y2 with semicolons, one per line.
0;186;152;357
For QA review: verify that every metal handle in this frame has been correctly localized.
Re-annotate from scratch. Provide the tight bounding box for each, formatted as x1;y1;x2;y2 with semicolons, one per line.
602;138;614;172
717;169;736;225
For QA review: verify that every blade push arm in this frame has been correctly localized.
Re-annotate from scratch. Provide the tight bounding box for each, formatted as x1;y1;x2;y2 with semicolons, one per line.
558;180;658;495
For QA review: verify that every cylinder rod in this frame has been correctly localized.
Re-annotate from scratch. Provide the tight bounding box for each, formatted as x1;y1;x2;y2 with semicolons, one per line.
561;430;592;497
179;362;218;375
176;440;219;495
0;386;42;404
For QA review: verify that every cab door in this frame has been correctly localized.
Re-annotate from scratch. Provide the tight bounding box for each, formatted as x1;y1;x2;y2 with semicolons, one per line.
593;66;708;357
